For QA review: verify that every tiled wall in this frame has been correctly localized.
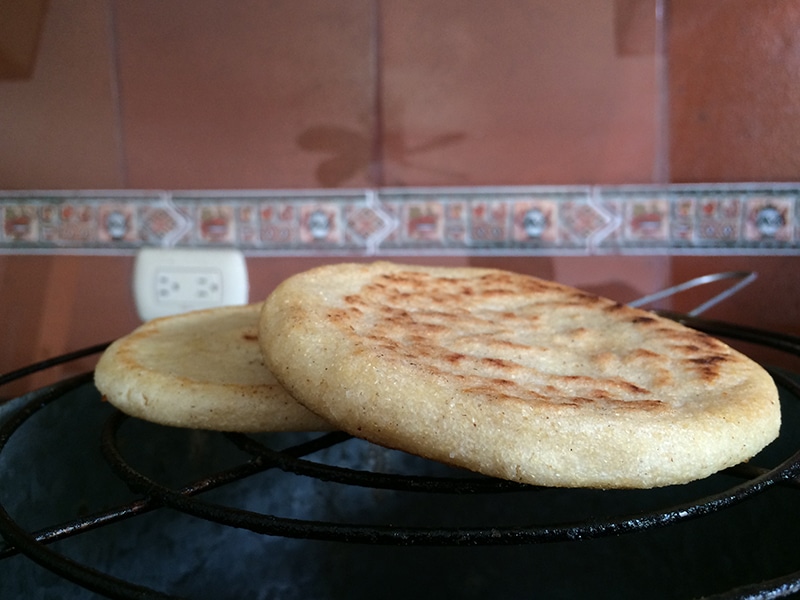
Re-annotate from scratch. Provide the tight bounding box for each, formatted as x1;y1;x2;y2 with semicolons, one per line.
0;0;658;189
2;0;800;259
1;1;799;385
2;1;800;195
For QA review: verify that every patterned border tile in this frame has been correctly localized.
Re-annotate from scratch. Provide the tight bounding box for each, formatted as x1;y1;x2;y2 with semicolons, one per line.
595;184;799;253
378;187;595;253
0;185;798;255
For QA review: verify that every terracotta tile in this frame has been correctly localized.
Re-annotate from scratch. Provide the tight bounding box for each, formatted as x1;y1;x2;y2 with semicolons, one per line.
0;1;122;188
614;0;657;56
0;0;48;79
378;0;659;186
552;255;671;304
0;254;142;396
114;0;375;189
670;255;800;371
668;1;800;182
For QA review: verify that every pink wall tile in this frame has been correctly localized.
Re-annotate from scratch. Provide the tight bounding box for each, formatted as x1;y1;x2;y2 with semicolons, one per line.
114;0;376;189
669;1;800;182
0;0;48;79
0;0;123;189
378;0;659;186
614;0;656;56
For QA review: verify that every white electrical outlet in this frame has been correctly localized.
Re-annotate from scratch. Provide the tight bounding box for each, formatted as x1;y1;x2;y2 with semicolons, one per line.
133;248;249;321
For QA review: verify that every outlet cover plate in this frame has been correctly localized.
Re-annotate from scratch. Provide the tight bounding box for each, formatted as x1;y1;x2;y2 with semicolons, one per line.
133;247;249;321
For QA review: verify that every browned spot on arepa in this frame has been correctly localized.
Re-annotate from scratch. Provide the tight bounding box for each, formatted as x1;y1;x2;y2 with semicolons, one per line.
323;267;694;414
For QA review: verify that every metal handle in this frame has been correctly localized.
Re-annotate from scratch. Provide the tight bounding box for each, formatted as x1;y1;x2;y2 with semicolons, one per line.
628;271;757;316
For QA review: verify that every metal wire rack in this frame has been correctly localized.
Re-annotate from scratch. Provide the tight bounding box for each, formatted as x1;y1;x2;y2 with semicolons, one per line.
1;299;800;598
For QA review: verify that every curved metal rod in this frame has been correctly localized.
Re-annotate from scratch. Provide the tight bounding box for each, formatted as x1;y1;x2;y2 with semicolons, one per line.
223;431;533;494
0;341;111;392
100;399;800;547
0;414;351;560
628;271;757;316
702;569;800;600
1;314;799;598
104;441;800;546
0;373;180;599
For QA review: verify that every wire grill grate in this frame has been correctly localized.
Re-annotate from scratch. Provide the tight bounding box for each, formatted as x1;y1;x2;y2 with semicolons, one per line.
0;315;799;599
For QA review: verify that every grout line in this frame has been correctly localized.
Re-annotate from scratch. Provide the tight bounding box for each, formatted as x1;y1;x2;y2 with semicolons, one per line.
28;256;81;390
364;189;398;255
105;0;129;188
369;0;386;188
653;0;670;184
586;186;623;254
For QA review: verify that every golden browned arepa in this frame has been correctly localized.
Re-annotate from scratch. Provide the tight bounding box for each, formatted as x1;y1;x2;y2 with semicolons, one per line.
259;262;780;488
94;304;330;432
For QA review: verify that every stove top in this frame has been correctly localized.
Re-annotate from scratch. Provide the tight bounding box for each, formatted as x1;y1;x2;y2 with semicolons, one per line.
1;315;799;600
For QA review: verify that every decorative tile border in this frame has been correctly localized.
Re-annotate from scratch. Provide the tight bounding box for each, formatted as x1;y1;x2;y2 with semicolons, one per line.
0;185;798;255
